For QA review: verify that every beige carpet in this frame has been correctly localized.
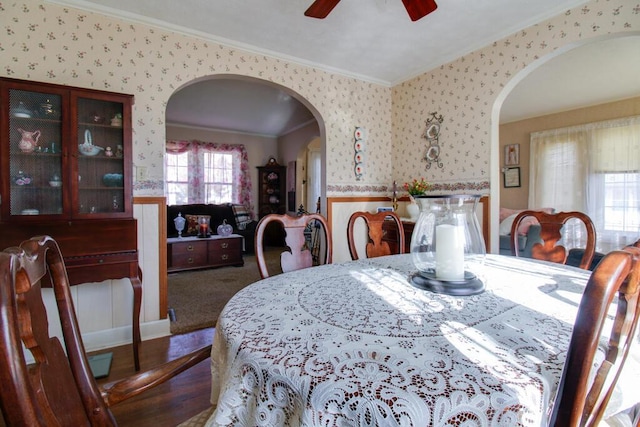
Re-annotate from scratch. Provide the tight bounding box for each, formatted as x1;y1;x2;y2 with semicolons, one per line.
168;248;283;335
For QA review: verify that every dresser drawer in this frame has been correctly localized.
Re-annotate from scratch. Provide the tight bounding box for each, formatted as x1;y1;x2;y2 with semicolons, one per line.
171;251;208;269
209;237;241;252
171;240;208;255
169;240;208;270
208;237;243;266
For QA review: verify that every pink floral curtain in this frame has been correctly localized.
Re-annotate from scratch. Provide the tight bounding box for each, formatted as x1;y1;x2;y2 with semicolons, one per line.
166;139;253;217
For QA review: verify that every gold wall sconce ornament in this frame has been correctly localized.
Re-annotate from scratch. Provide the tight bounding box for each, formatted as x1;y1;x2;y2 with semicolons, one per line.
392;180;398;211
423;112;444;170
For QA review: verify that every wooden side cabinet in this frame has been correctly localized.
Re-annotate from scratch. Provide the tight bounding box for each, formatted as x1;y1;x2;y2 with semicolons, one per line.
256;158;286;247
167;235;244;272
0;77;141;370
256;159;286;217
382;220;414;254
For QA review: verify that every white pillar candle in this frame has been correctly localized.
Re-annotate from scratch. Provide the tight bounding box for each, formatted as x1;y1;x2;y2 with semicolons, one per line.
435;224;465;280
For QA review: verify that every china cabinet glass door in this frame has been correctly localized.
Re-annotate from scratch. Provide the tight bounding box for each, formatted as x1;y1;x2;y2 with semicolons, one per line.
75;96;126;216
2;78;132;221
8;88;65;217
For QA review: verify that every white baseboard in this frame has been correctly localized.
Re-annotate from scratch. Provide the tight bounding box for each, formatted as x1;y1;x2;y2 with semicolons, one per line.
24;319;171;365
82;318;171;353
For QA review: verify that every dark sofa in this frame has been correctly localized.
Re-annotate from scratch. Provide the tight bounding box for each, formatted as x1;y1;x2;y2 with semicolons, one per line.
166;203;257;253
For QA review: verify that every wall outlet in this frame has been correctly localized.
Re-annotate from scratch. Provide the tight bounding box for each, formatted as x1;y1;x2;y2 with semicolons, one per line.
136;166;147;181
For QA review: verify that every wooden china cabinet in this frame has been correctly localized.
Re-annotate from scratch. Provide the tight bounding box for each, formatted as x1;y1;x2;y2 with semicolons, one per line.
0;77;142;370
257;158;286;246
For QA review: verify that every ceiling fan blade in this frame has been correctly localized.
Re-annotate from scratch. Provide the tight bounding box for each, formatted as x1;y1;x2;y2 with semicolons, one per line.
304;0;341;19
401;0;437;21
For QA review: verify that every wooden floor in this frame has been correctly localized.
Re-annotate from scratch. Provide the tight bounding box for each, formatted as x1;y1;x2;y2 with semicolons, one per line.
0;327;215;427
95;327;215;427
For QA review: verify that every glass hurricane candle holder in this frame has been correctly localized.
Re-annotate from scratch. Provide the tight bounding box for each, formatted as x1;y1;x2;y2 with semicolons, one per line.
410;195;486;295
197;216;210;238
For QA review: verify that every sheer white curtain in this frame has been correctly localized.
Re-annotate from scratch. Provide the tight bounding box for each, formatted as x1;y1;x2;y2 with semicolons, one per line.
530;116;640;253
306;147;322;214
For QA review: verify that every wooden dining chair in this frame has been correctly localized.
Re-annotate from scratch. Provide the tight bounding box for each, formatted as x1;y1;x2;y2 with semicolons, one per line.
550;245;640;426
347;211;405;260
255;213;332;279
0;235;212;426
510;210;596;270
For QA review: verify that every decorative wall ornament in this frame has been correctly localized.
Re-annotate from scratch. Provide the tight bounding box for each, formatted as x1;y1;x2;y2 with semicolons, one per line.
423;112;444;170
354;127;366;180
504;143;520;166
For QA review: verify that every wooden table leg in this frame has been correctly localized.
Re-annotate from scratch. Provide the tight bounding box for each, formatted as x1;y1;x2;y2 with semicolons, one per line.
130;266;143;371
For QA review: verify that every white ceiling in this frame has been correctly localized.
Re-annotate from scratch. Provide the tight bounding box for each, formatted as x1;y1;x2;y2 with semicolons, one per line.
50;0;640;135
165;79;317;137
500;35;640;123
51;0;590;85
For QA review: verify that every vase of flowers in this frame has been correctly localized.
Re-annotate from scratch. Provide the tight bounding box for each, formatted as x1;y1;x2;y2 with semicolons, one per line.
406;197;420;220
404;178;430;221
404;178;430;196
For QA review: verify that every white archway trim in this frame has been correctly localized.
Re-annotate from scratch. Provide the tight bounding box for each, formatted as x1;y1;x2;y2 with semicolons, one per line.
490;32;640;254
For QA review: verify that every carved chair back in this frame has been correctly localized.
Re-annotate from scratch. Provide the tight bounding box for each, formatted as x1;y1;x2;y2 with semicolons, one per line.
255;213;332;279
550;245;640;426
347;211;405;260
510;210;596;269
0;235;211;426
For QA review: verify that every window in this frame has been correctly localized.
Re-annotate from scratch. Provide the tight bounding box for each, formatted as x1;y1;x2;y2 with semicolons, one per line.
529;117;640;252
203;152;233;204
166;152;189;205
602;172;640;232
165;140;253;215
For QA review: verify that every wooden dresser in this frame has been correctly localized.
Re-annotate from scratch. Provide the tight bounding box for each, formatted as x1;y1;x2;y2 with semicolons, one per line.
167;235;244;272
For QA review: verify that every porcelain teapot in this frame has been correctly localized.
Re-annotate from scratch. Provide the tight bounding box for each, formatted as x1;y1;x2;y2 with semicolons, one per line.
17;128;41;153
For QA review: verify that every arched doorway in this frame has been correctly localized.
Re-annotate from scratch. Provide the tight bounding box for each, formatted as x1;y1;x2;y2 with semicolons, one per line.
165;74;325;215
490;33;640;253
163;75;326;332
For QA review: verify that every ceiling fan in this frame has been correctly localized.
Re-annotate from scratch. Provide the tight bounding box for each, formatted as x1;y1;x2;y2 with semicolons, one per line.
304;0;437;21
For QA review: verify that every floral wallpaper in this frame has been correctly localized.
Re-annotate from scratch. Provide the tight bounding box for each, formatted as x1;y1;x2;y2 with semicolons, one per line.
1;0;639;199
1;0;392;197
393;0;639;194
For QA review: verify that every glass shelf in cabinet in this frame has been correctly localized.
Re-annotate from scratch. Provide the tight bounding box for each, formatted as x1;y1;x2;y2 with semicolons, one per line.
10;116;62;124
12;151;61;157
76;156;124;162
79;187;124;190
78;121;125;129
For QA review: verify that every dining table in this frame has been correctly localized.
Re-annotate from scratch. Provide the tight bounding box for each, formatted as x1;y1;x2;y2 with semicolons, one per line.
205;253;639;427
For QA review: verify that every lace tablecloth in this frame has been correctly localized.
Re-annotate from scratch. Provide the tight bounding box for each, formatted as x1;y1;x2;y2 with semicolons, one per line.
206;254;593;426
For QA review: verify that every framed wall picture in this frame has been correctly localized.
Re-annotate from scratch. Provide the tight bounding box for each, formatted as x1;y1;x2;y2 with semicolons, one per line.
504;167;521;188
505;143;520;166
